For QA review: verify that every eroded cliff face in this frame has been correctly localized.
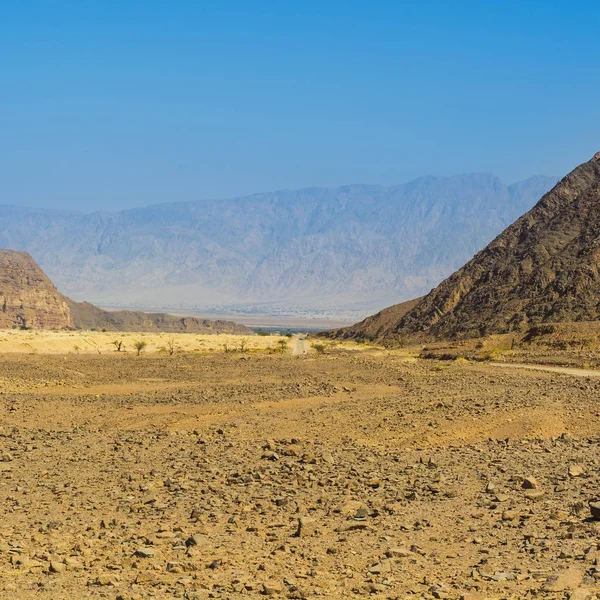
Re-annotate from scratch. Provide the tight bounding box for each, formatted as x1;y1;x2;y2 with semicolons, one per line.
0;250;73;329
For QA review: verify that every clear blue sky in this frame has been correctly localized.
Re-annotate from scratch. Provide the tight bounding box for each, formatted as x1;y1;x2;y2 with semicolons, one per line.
2;0;599;211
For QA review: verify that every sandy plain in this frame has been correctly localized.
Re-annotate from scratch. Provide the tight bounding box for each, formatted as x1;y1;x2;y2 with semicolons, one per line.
1;332;600;599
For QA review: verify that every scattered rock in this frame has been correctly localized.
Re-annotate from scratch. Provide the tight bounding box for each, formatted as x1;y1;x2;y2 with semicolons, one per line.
522;476;539;489
569;464;585;478
262;581;284;596
542;568;584;592
295;517;317;537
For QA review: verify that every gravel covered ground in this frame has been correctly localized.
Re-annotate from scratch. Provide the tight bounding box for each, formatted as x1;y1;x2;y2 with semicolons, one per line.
1;350;600;599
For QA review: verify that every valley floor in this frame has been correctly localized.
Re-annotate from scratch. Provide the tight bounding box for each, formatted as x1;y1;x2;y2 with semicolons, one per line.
1;340;600;598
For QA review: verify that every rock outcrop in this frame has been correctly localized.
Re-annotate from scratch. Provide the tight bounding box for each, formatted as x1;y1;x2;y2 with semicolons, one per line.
0;249;253;333
0;250;73;329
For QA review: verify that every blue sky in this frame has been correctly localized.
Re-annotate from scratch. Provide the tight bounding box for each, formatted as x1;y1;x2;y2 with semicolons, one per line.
1;0;599;211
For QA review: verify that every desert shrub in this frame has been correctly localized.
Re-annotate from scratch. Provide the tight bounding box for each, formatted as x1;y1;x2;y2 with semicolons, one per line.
276;339;289;354
134;340;147;356
311;343;326;354
166;338;176;356
111;340;124;352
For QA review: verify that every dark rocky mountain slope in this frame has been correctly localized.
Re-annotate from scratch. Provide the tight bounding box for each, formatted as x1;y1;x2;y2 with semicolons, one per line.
343;152;600;341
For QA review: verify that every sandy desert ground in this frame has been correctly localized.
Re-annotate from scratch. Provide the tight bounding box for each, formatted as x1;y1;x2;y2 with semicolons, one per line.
1;333;600;599
0;330;290;356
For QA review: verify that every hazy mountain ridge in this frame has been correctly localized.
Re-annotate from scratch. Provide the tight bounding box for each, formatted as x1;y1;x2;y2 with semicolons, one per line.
0;174;558;315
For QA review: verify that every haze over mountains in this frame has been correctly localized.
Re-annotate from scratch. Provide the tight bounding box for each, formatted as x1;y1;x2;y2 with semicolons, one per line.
0;173;557;319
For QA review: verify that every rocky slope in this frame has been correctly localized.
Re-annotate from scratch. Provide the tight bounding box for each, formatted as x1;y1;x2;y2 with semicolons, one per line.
0;249;252;333
318;297;422;340
0;174;557;314
363;152;600;341
65;298;253;334
0;250;73;329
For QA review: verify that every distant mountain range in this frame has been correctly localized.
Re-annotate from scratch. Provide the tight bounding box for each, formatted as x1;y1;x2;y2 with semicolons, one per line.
0;173;558;318
326;152;600;341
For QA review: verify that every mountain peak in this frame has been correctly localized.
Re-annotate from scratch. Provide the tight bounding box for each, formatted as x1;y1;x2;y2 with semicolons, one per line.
379;153;600;339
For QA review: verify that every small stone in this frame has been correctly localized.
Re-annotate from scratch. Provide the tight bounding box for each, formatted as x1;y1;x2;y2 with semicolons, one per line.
339;500;365;516
524;490;545;501
94;574;120;586
262;581;283;595
64;557;83;570
569;589;592;600
321;451;334;465
387;546;411;558
542;568;584;592
135;547;155;559
295;516;317;537
166;562;183;573
354;507;369;520
369;560;392;574
135;571;159;584
262;450;279;461
49;560;65;573
16;557;43;569
569;464;585;478
186;534;203;547
522;476;539;489
589;502;600;519
502;509;518;521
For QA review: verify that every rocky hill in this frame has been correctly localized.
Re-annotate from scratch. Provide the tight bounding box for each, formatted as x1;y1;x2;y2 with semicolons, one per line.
353;152;600;341
0;250;73;329
0;249;252;333
0;174;557;316
65;298;253;334
318;297;422;340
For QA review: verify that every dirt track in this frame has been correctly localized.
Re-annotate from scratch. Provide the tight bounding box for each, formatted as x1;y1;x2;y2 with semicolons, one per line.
491;361;600;378
1;350;600;598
